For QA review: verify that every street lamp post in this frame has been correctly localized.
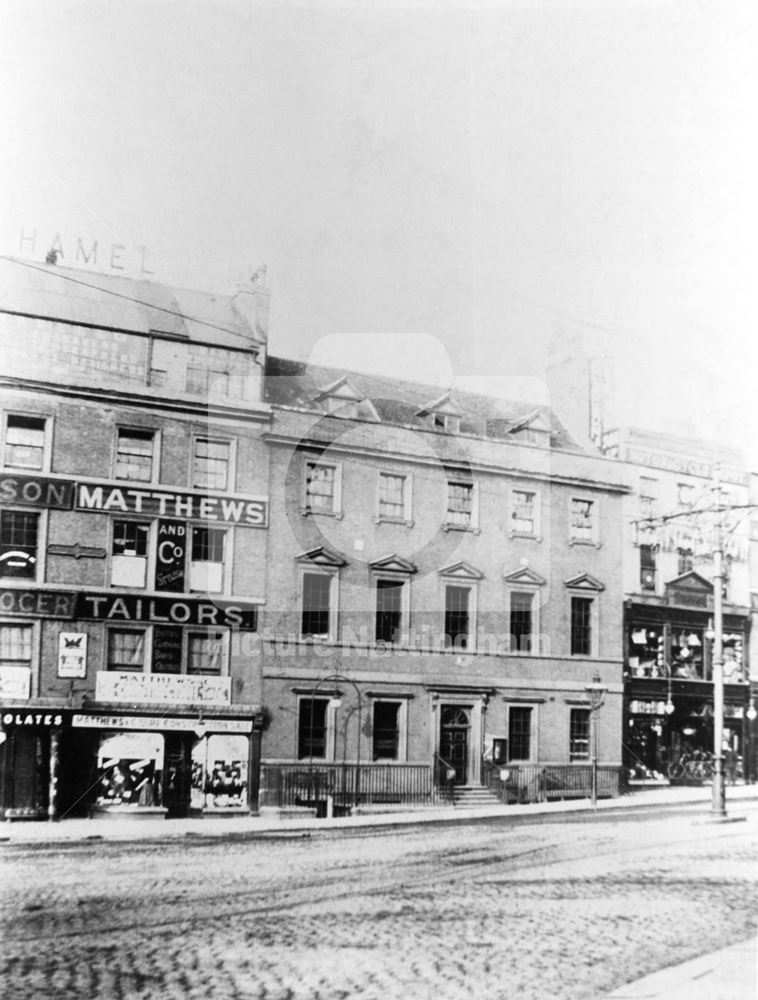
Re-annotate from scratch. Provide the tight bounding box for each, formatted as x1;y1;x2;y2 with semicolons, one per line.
709;469;727;819
585;672;607;809
309;672;363;813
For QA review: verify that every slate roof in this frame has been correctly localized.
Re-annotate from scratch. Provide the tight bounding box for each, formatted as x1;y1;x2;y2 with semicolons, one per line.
0;256;262;351
265;355;583;451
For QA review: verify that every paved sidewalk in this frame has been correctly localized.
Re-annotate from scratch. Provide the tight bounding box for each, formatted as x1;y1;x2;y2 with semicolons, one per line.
603;935;757;999
0;782;755;844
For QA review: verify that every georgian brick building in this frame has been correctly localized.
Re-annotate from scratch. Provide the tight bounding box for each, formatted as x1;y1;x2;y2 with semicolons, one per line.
0;256;270;819
257;358;629;807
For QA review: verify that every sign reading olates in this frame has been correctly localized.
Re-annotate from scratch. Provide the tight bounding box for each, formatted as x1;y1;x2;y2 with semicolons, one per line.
76;483;268;527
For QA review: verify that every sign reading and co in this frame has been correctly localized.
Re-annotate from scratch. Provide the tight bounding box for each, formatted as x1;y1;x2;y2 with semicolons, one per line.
155;520;186;592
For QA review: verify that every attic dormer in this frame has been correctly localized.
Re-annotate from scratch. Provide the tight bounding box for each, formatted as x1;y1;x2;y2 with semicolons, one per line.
509;410;551;448
312;377;379;421
416;392;463;434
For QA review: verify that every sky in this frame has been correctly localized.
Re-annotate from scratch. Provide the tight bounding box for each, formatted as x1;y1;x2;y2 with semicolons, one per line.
1;1;756;462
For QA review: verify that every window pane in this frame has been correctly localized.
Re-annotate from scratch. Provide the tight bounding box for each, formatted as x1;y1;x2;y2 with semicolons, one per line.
193;438;230;490
5;415;45;470
187;632;224;674
0;511;39;578
510;592;533;652
640;545;656;591
570;709;590;761
108;630;145;671
445;585;470;649
301;573;332;637
111;521;149;587
512;491;535;533
378;474;405;518
373;702;400;760
570;597;592;656
508;706;532;761
375;580;403;643
116;429;154;481
571;499;594;539
298;698;328;759
447;482;472;526
305;463;335;510
0;625;32;662
191;526;225;562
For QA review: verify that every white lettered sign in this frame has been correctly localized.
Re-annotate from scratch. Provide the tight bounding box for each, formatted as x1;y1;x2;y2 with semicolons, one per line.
95;671;231;706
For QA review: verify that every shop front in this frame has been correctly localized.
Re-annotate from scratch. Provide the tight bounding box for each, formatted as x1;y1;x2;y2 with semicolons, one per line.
62;709;261;819
0;708;66;820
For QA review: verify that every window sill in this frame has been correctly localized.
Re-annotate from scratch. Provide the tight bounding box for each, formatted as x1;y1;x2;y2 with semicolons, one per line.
508;531;541;541
300;507;343;520
442;523;480;534
568;537;600;547
374;516;414;527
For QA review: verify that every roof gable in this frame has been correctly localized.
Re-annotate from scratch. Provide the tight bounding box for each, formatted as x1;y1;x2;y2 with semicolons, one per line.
665;571;713;593
564;572;605;591
503;566;547;586
438;560;484;580
369;554;418;574
295;546;347;568
416;392;463;418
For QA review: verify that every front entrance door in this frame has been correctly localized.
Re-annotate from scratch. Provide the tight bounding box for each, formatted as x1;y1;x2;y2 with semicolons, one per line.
440;706;470;784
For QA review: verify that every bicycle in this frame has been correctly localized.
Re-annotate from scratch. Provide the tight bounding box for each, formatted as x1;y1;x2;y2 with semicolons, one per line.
667;751;713;781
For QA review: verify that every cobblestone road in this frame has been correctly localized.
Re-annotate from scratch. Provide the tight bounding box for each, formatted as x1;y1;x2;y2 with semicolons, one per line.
1;806;757;1000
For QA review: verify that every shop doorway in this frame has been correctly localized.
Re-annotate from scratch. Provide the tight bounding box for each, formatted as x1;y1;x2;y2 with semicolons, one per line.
440;706;470;784
164;733;192;817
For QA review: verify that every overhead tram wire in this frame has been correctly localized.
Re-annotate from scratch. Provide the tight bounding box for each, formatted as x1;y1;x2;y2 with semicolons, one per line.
0;253;257;346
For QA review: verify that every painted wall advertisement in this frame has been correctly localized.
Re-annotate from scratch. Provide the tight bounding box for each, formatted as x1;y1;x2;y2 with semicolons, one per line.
57;632;87;678
95;671;231;705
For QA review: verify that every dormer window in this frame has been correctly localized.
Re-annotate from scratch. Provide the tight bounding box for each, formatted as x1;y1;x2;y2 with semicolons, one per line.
416;393;462;435
509;411;551;448
312;377;378;421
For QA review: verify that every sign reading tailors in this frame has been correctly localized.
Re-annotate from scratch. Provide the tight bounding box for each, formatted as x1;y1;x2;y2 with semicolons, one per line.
76;593;258;629
76;483;267;527
58;632;87;678
96;671;231;705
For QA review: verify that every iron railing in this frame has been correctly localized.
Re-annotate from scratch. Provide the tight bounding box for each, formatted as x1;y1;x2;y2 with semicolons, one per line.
483;762;622;804
260;762;437;810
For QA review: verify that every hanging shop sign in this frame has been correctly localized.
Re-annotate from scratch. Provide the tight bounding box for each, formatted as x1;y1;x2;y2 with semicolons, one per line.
75;593;258;629
155;520;186;592
2;711;64;727
629;700;667;716
0;666;31;701
95;671;231;705
75;483;268;527
72;713;252;734
0;588;78;619
57;632;87;678
0;474;75;509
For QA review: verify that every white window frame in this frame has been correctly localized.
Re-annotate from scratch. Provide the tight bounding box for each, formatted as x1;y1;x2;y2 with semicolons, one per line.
191;435;235;492
0;623;33;666
677;482;695;507
106;626;150;673
0;507;45;583
568;592;598;658
376;471;413;524
299;567;340;642
188;523;230;595
370;698;408;762
186;628;230;675
114;426;159;484
302;459;343;517
505;702;539;763
442;580;477;653
2;411;52;473
569;495;599;546
110;518;153;589
444;480;479;532
506;588;540;655
509;488;541;538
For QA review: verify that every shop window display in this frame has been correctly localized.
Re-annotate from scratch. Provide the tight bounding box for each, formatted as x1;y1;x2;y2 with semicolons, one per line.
96;732;164;808
191;734;248;810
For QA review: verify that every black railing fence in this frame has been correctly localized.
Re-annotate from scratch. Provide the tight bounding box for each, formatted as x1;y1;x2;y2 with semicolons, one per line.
483;762;622;804
260;762;437;810
260;760;624;811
